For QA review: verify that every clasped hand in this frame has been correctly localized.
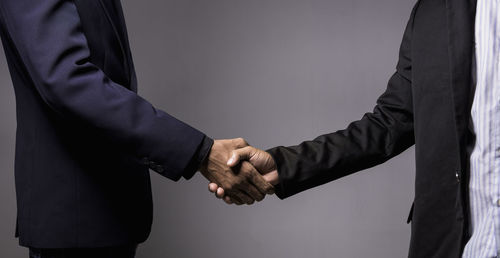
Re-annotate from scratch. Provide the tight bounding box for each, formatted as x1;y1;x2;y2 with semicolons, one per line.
199;138;279;205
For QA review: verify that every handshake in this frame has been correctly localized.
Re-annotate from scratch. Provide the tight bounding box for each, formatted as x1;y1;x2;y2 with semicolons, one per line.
199;138;279;205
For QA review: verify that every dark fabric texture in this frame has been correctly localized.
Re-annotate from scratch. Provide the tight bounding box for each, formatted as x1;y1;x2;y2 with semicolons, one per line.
184;136;214;180
267;0;477;257
29;245;137;258
0;0;210;248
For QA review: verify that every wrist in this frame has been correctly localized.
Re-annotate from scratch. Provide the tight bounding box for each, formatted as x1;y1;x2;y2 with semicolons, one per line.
184;136;214;180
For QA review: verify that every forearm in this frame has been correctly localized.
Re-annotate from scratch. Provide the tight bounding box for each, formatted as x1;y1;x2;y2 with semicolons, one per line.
267;3;418;199
0;0;206;180
268;92;415;199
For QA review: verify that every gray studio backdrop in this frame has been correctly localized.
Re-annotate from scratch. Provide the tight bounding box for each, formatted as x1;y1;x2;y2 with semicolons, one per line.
0;0;417;257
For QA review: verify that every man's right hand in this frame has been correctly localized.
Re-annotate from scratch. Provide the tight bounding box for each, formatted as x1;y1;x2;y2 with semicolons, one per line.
200;138;274;205
208;145;279;204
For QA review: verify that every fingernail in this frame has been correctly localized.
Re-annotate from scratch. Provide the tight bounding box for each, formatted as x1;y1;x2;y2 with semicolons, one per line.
227;158;234;165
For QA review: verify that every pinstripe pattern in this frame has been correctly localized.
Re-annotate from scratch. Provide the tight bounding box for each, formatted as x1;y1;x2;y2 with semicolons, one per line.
462;0;500;257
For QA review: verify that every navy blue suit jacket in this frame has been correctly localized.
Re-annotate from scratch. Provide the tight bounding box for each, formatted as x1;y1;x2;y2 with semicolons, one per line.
0;0;211;248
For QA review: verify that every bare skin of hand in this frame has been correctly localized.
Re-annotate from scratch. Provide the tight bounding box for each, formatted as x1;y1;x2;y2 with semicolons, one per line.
200;138;274;205
208;146;279;204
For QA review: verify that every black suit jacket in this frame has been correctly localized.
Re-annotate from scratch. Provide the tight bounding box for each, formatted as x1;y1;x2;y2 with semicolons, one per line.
268;0;477;257
0;0;212;248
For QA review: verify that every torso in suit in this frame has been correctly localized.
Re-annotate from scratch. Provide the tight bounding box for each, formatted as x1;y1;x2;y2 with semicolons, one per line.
0;0;207;248
267;0;477;257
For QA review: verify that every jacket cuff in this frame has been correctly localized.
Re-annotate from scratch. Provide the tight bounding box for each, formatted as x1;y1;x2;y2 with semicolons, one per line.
137;109;207;181
182;136;214;180
266;147;291;199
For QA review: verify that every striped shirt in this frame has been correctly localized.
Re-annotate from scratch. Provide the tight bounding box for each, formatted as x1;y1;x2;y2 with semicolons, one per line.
462;0;500;257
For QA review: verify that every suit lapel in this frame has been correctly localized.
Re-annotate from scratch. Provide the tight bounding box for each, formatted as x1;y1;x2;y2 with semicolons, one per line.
444;0;476;167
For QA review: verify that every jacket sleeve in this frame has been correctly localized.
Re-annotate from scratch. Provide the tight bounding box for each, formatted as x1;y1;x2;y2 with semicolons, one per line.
0;0;207;181
268;3;418;199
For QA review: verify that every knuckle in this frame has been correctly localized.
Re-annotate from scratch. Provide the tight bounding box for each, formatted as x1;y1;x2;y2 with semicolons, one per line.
241;164;253;176
234;137;248;146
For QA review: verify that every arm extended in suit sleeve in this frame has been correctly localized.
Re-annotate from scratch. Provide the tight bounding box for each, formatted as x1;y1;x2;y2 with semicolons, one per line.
268;3;418;199
0;0;208;181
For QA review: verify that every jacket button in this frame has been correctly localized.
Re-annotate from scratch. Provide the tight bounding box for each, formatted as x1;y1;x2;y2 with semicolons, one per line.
141;157;149;165
155;165;164;173
455;170;460;182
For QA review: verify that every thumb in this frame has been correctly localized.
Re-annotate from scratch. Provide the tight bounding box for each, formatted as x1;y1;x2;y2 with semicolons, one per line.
227;146;254;167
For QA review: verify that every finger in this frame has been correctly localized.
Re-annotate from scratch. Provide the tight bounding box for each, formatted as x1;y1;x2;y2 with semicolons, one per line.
224;196;233;204
229;194;244;205
231;190;254;205
227;146;254;167
238;181;265;202
236;162;266;201
220;183;244;205
208;183;218;193
216;187;225;198
245;163;275;195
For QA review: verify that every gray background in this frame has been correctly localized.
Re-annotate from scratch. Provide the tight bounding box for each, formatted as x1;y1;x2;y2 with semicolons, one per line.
0;0;417;257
